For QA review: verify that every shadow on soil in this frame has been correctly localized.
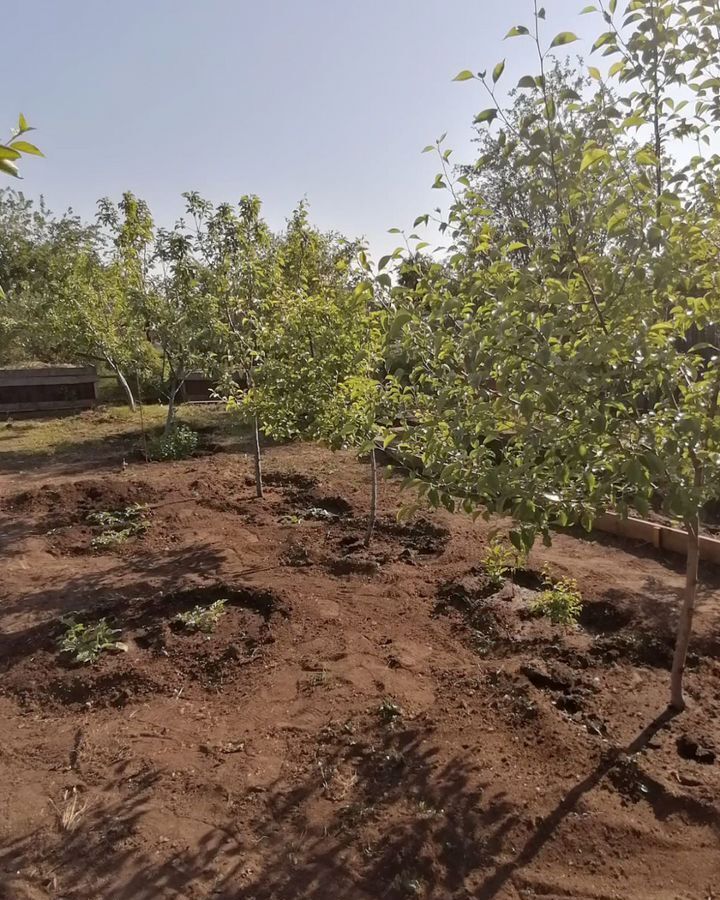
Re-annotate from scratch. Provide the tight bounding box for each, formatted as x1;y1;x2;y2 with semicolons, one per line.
0;544;228;645
2;708;717;899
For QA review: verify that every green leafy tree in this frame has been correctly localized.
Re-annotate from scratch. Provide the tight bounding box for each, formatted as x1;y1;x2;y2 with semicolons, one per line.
186;193;280;497
0;190;101;366
390;0;720;710
249;204;368;441
47;252;151;409
152;202;224;433
248;206;386;539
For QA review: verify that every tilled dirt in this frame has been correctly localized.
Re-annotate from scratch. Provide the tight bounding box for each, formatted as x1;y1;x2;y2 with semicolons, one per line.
0;442;719;899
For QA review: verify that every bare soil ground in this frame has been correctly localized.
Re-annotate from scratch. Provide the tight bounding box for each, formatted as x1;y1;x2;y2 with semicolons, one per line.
0;413;719;899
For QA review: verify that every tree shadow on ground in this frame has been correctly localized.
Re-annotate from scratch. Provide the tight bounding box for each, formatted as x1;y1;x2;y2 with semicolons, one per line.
0;546;228;639
3;707;716;900
475;705;720;898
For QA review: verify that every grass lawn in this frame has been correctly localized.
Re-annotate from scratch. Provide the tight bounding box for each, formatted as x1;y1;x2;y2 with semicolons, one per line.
0;403;239;467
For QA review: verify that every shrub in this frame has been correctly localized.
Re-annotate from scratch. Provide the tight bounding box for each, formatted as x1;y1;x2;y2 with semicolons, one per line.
174;599;227;633
377;698;403;724
148;424;199;461
58;616;127;664
88;504;149;549
481;538;521;588
530;577;582;626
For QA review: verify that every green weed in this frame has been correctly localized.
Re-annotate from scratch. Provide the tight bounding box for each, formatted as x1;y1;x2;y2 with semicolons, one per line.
58;616;128;664
530;576;582;626
88;503;149;549
377;698;403;724
148;424;199;461
481;538;522;588
173;599;228;633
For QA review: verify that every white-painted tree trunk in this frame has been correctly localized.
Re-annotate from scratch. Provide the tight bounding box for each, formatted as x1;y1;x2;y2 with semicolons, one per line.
670;515;700;711
253;414;264;499
364;447;378;547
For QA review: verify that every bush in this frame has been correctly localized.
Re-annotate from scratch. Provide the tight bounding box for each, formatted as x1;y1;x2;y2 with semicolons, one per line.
148;424;199;461
88;504;150;549
174;599;227;633
481;538;522;588
530;577;582;626
58;616;127;664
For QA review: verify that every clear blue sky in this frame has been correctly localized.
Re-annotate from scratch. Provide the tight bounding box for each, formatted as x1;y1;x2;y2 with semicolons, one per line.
4;0;587;255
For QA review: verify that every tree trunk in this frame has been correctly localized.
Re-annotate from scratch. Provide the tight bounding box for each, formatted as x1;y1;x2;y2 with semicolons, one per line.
363;446;378;547
115;367;136;412
253;414;264;499
105;357;136;411
165;378;178;435
670;515;700;711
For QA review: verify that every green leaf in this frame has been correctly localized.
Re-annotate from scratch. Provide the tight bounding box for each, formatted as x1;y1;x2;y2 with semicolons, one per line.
580;147;609;171
492;59;506;84
609;0;617;12
608;60;625;77
474;108;498;124
509;530;524;552
453;70;475;82
505;25;530;38
550;31;579;48
10;140;43;157
607;208;629;233
635;149;657;166
580;4;598;11
422;145;435;153
517;75;537;89
378;255;391;271
413;214;429;227
389;311;413;338
18;113;29;133
588;66;602;80
0;158;20;177
0;146;21;160
592;32;614;52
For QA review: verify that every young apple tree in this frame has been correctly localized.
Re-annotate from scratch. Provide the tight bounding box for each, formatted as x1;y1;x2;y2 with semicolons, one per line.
48;253;151;410
389;0;720;710
185;193;281;498
149;198;224;433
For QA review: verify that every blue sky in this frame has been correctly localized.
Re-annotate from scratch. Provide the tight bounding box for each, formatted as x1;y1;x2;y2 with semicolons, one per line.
4;0;588;255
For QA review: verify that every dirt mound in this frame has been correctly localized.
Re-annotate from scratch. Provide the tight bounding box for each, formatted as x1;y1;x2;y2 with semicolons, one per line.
0;582;286;710
2;477;157;522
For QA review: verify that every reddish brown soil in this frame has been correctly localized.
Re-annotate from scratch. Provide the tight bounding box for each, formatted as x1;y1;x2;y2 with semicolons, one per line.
1;442;719;899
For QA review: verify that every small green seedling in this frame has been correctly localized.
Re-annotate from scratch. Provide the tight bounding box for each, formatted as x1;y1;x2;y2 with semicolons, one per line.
88;504;150;549
58;615;128;664
482;538;521;588
304;507;338;521
174;599;228;634
377;697;403;724
279;514;302;526
530;576;582;626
